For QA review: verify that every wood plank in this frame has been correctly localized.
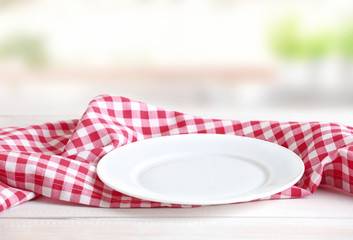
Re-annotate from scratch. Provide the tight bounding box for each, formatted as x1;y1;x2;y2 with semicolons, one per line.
1;187;352;219
1;218;353;240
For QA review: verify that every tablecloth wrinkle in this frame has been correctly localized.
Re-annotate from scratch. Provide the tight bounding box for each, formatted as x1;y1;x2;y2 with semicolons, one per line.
0;95;352;212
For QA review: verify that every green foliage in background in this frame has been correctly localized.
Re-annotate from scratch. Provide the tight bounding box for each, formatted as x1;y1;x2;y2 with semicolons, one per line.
0;34;47;68
270;18;302;59
302;33;332;60
270;17;333;61
339;23;353;59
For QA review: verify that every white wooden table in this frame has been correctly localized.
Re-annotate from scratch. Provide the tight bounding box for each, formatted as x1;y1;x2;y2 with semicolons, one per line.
1;107;353;239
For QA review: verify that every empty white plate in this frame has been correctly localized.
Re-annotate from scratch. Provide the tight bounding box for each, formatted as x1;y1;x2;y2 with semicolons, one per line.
97;134;304;205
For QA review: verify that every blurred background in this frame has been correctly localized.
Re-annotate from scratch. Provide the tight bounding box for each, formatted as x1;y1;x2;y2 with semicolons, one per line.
1;0;353;124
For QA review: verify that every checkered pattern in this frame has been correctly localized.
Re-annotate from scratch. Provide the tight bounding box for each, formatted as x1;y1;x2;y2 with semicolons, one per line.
1;95;353;211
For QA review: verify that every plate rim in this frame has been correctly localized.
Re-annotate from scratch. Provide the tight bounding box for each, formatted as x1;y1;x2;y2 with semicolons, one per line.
97;134;305;205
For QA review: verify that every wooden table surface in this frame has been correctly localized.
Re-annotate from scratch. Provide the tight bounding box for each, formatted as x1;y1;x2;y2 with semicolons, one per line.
1;186;353;240
1;101;353;239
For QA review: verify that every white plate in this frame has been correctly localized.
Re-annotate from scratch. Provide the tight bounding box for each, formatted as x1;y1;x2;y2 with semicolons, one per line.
97;134;304;205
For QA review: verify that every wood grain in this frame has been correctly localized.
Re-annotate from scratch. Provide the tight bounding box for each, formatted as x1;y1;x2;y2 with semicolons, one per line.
1;218;353;240
1;187;353;219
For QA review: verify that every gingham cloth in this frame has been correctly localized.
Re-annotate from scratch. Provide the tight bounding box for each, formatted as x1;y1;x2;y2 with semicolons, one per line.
0;95;353;211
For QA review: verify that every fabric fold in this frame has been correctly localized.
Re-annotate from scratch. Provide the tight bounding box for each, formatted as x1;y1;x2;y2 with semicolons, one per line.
0;94;352;211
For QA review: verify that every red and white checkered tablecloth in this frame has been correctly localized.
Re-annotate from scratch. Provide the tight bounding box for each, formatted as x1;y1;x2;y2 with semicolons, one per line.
1;95;353;211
